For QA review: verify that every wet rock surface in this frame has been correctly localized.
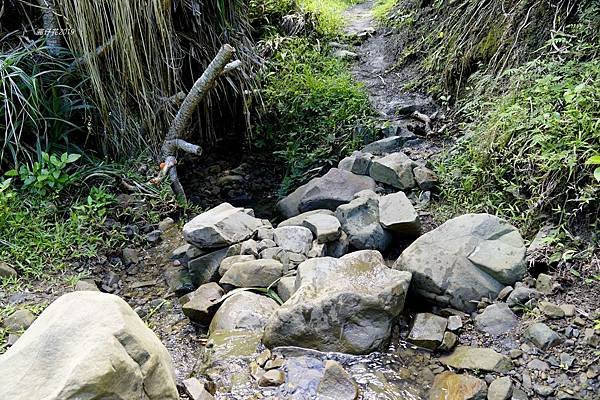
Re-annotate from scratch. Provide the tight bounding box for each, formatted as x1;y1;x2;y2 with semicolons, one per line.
263;251;412;353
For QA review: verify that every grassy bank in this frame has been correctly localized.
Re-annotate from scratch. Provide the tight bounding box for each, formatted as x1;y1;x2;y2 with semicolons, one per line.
251;0;374;194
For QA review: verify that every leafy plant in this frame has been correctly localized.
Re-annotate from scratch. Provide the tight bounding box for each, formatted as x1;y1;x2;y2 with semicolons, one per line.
436;11;600;238
0;38;89;166
586;155;600;182
73;185;116;222
255;38;374;194
6;152;81;196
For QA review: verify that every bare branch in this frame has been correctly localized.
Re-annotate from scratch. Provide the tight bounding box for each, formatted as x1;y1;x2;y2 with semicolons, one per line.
153;44;239;201
166;44;236;142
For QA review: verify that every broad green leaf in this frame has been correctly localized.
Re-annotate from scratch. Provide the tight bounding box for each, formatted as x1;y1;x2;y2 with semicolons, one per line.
66;153;81;163
594;167;600;182
586;156;600;165
4;169;18;177
50;154;61;167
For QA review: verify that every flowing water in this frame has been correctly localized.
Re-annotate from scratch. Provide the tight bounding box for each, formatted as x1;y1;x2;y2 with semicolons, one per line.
203;336;433;399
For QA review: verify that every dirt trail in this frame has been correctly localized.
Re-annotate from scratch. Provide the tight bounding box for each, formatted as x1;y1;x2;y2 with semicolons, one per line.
343;2;437;124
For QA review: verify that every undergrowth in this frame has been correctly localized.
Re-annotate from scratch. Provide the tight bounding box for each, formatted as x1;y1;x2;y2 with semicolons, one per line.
297;0;360;36
255;38;373;194
0;38;89;167
373;0;399;22
434;3;600;260
0;155;187;280
252;0;374;194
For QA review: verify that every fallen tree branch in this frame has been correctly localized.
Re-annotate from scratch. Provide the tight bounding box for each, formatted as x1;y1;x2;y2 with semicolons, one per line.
151;44;237;200
412;110;433;135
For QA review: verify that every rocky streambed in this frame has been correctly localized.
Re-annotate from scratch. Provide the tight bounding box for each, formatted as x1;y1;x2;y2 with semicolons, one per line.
1;121;597;400
1;3;599;399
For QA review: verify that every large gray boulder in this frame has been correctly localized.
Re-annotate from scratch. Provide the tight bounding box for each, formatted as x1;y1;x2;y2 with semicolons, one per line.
0;292;178;400
183;203;264;248
336;195;391;252
209;291;279;334
394;214;526;312
378;191;421;235
276;168;377;218
368;152;416;189
263;251;412;354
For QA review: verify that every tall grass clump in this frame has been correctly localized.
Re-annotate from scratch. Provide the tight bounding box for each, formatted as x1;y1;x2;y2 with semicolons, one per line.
0;36;89;167
12;0;257;158
382;0;577;97
437;2;600;240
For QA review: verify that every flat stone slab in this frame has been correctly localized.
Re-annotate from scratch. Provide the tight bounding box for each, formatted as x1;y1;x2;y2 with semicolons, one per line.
439;346;512;372
362;136;407;155
183;203;264;248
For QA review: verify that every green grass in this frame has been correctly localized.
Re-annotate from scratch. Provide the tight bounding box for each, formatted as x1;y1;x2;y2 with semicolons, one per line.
436;56;600;239
373;0;398;22
0;40;88;167
255;38;374;194
0;185;113;279
0;153;190;280
297;0;359;36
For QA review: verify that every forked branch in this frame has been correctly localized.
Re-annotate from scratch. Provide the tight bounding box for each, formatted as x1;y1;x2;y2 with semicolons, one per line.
151;44;240;201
